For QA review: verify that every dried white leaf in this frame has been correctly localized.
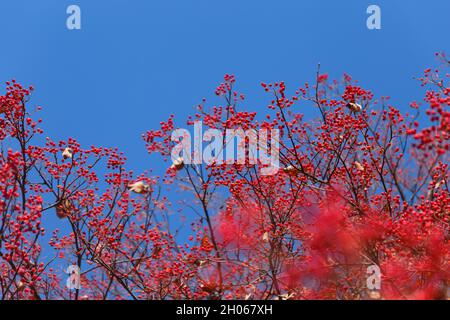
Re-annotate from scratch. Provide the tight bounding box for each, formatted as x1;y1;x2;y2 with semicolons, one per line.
347;102;362;113
62;147;73;159
170;157;185;171
127;181;150;194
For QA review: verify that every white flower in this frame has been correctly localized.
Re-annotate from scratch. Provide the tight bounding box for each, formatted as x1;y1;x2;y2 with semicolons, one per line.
262;232;269;242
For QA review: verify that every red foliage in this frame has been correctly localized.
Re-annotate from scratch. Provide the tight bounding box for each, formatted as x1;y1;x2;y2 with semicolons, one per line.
0;57;449;300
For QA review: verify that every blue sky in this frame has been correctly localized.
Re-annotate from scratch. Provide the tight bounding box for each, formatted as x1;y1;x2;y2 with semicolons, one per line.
0;0;449;277
0;0;449;181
